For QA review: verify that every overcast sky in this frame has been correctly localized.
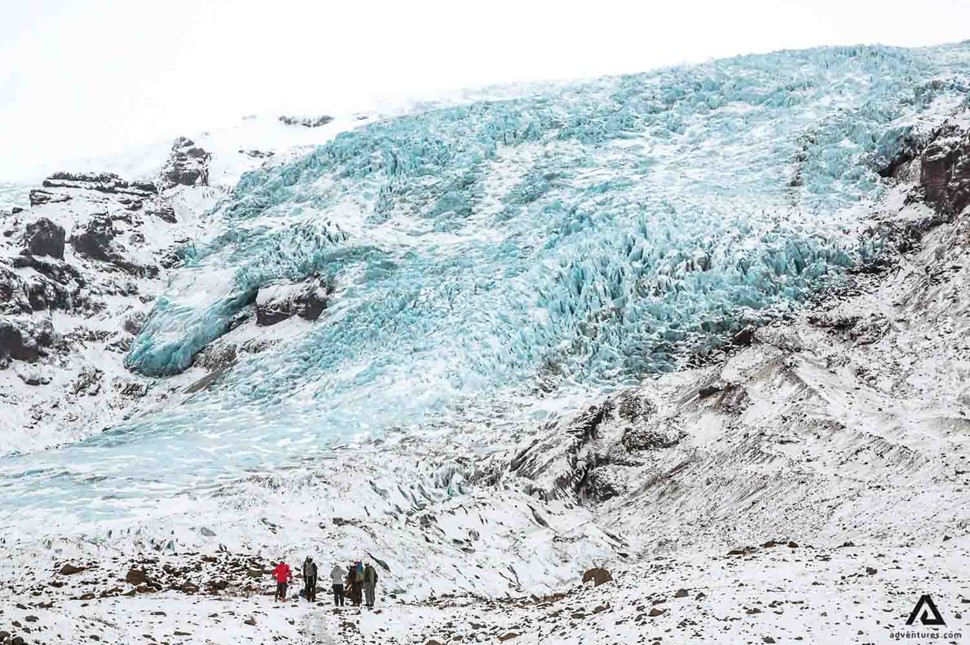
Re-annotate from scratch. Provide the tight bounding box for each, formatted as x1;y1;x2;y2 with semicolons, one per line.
1;0;968;180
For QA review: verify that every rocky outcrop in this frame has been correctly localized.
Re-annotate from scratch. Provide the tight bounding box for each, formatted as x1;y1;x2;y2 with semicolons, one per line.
160;137;210;189
69;214;117;262
278;115;333;128
22;218;65;259
0;318;55;364
509;390;664;503
255;277;332;326
239;149;274;159
920;121;970;216
44;172;157;198
29;189;71;207
0;260;81;314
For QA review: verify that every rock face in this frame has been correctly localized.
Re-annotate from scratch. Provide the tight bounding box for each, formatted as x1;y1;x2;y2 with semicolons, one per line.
509;390;666;503
22;218;65;259
0;318;54;364
29;189;71;207
255;277;331;326
161;137;211;189
69;214;117;262
920;121;970;216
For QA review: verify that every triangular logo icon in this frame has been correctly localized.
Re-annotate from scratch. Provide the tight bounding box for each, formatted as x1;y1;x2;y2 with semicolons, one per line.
906;595;946;626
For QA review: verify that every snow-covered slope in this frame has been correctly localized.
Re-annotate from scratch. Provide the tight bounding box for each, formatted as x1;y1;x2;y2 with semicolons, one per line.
2;44;970;645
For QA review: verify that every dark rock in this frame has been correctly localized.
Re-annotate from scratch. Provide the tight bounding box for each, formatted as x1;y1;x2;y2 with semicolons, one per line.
58;563;86;575
674;589;689;598
698;383;722;398
69;214;117;262
920;122;970;217
648;608;665;617
17;367;51;386
279;115;333;128
622;426;680;452
497;634;519;642
239;149;275;159
731;325;756;347
161;137;210;188
122;311;146;336
29;189;71;207
11;254;83;287
22;218;65;259
244;617;256;626
43;171;157;197
69;215;155;276
727;546;756;556
581;567;612;587
146;203;176;224
255;277;332;326
0;319;50;363
125;567;148;586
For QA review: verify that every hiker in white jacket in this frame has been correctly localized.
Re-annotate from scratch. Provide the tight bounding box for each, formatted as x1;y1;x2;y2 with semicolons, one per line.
330;564;346;607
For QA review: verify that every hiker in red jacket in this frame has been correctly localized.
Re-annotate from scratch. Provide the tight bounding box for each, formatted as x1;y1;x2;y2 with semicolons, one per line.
273;559;293;601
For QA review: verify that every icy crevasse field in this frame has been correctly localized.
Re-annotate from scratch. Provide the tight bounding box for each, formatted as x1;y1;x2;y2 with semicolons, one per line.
3;44;970;530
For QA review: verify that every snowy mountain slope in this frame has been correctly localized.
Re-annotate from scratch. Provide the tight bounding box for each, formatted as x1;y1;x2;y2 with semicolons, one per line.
2;44;970;645
0;114;357;454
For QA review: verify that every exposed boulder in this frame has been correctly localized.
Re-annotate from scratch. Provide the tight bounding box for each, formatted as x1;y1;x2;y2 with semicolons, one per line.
255;277;332;326
581;567;612;587
22;217;65;259
161;137;210;189
69;214;117;262
0;317;55;364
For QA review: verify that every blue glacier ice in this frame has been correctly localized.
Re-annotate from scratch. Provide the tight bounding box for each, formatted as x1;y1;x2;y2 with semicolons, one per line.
4;43;970;524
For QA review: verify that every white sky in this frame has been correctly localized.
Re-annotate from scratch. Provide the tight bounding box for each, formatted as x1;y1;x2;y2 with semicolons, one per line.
1;0;968;181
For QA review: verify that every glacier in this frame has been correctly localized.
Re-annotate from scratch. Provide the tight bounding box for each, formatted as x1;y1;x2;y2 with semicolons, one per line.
4;43;970;522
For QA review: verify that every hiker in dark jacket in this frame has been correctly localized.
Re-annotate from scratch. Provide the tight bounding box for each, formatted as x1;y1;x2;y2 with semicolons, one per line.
302;557;318;602
363;562;378;608
347;562;363;606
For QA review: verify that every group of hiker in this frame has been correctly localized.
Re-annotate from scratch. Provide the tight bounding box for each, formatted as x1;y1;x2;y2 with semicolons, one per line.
272;557;379;608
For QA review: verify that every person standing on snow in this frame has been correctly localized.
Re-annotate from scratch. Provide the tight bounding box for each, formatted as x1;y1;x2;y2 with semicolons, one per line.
363;562;379;608
330;563;346;607
273;559;293;601
347;561;364;606
302;556;318;602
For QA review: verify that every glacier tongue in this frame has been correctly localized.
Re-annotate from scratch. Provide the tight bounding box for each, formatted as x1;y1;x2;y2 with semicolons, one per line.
127;45;966;418
5;44;970;524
